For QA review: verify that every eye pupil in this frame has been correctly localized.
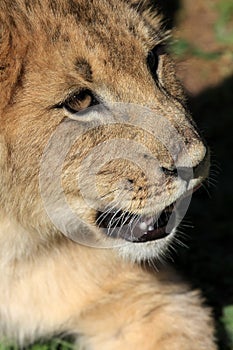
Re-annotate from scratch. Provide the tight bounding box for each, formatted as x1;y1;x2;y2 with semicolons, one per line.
68;92;90;108
63;89;98;114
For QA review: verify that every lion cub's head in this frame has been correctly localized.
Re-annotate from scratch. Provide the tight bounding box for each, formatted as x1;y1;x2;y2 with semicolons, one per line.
0;0;209;261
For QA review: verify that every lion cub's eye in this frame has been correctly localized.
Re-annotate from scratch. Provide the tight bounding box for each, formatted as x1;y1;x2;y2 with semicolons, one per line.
63;90;99;114
147;44;165;81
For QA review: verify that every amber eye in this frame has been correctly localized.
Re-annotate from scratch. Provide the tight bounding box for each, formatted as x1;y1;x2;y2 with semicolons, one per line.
63;90;99;114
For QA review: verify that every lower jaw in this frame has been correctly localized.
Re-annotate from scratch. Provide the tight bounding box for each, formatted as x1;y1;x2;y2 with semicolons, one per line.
126;225;170;243
108;222;172;243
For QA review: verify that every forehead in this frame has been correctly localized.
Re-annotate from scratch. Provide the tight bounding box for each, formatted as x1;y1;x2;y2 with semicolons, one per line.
7;0;165;50
5;1;163;72
2;0;167;101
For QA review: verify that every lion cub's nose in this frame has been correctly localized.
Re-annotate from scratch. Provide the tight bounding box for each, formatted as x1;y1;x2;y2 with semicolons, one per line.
169;137;207;170
162;166;192;181
161;166;193;182
161;143;209;183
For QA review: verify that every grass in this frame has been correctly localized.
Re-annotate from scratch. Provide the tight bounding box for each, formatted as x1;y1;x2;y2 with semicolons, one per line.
0;339;75;350
215;0;233;44
222;306;233;345
170;0;233;61
169;38;222;60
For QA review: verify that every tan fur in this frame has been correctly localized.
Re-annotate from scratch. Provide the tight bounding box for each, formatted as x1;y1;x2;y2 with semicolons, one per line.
0;1;217;349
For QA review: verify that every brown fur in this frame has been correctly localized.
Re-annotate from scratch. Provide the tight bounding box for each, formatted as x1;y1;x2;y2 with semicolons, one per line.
0;1;217;349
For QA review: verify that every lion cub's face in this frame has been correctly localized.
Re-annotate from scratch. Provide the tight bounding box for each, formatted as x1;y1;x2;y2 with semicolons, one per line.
0;0;209;261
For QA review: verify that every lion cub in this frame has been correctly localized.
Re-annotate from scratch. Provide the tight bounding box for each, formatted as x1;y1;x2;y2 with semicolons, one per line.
0;0;216;349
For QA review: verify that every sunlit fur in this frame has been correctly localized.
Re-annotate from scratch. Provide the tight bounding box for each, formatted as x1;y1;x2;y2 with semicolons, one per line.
0;1;216;349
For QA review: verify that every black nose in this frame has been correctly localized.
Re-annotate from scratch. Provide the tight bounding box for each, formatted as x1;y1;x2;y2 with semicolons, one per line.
161;148;209;182
161;167;178;177
177;167;193;182
161;166;192;181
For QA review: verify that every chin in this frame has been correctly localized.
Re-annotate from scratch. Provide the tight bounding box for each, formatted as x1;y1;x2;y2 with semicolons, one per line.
113;228;177;263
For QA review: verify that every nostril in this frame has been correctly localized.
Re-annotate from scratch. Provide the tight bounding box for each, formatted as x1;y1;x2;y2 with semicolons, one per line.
162;166;193;182
161;167;178;177
127;179;134;184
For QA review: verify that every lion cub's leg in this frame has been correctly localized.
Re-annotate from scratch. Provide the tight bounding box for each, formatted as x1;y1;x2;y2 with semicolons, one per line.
0;239;216;349
75;267;217;350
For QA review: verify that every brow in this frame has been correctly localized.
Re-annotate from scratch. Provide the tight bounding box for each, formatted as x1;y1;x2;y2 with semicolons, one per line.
74;58;93;82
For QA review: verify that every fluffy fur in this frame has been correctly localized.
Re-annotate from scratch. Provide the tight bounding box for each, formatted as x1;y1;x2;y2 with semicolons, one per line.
0;1;216;349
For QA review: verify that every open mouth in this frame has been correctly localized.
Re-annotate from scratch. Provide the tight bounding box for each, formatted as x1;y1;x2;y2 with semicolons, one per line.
96;204;175;243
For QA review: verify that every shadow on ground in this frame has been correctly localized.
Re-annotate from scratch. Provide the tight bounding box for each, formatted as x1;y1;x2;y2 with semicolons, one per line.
173;75;233;350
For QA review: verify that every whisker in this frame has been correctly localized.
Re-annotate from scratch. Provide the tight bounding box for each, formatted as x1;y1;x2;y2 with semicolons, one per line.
96;188;127;226
106;208;124;237
200;182;212;198
129;213;140;240
117;211;131;237
125;212;135;237
96;203;119;227
147;259;159;272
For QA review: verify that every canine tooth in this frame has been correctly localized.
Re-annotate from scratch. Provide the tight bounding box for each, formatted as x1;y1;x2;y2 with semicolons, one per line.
139;222;148;231
148;225;154;231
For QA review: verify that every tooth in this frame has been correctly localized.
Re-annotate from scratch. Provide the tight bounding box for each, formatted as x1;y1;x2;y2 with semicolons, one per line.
139;222;148;231
148;225;154;231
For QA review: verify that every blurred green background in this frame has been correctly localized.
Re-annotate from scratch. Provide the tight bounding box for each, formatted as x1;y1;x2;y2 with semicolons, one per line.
1;0;233;349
